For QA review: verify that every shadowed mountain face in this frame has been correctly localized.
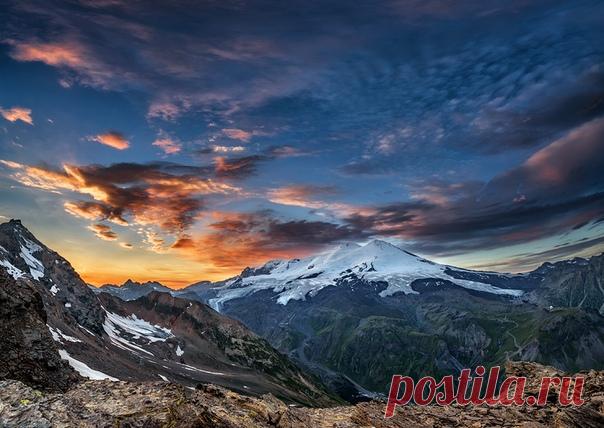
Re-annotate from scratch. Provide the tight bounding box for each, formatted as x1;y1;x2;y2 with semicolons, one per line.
0;220;342;406
0;266;80;392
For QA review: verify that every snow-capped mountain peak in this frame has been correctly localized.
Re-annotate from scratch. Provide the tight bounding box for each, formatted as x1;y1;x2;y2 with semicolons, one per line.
208;240;524;310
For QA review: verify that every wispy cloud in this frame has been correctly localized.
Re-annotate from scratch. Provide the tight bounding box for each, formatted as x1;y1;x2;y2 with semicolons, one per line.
89;223;118;241
222;128;252;143
152;135;181;155
0;107;33;125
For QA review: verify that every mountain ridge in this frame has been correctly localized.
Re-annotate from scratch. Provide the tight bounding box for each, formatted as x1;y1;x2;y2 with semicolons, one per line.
0;219;343;406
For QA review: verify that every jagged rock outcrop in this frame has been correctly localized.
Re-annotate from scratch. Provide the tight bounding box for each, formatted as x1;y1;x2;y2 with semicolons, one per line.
0;266;80;392
1;361;604;427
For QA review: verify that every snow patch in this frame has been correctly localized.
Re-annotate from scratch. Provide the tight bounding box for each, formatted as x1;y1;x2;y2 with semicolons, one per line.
58;349;118;381
102;310;174;357
47;324;82;343
103;316;154;357
64;302;72;308
0;259;25;280
50;284;59;295
177;362;224;376
104;311;173;343
78;325;96;336
176;345;184;356
158;374;169;382
19;237;44;280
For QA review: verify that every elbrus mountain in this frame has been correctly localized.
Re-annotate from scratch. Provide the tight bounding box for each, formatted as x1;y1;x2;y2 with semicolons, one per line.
95;225;604;400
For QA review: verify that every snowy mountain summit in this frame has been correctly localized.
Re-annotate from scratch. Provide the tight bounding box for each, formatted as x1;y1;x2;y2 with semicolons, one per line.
208;239;524;310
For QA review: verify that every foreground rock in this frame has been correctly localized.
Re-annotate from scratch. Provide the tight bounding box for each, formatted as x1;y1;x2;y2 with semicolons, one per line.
2;361;604;427
0;267;80;392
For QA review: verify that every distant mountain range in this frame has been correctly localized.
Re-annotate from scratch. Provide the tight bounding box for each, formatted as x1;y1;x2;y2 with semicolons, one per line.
96;231;604;400
2;218;604;403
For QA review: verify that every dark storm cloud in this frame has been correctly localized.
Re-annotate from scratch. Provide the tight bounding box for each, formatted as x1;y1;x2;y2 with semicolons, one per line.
173;210;369;268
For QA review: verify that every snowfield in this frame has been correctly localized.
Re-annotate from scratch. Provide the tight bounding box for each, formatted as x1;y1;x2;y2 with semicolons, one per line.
208;240;524;310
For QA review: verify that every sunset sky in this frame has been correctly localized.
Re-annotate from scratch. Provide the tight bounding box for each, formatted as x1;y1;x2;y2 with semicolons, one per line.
1;0;604;288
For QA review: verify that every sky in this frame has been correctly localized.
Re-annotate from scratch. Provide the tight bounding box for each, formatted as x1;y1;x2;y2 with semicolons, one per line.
1;0;604;288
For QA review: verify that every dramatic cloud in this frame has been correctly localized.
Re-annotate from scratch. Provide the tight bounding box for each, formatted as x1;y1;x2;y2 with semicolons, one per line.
2;0;603;280
0;107;33;125
171;211;369;271
338;121;604;257
2;160;242;250
90;131;130;150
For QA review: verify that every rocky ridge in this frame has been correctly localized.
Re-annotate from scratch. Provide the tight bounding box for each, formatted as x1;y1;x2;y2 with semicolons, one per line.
1;361;604;427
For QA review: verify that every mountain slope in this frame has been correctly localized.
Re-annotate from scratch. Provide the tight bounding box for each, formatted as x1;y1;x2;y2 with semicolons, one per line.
0;219;342;406
98;291;342;406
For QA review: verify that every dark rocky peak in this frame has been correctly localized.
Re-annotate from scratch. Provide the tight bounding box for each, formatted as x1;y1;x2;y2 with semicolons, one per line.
0;219;105;336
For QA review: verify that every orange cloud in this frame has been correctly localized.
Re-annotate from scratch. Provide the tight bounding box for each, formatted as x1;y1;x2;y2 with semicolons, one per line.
10;41;85;68
152;136;181;155
0;107;33;125
119;242;133;249
171;211;368;271
213;155;270;179
89;223;118;241
8;40;116;89
90;131;130;150
2;160;242;248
